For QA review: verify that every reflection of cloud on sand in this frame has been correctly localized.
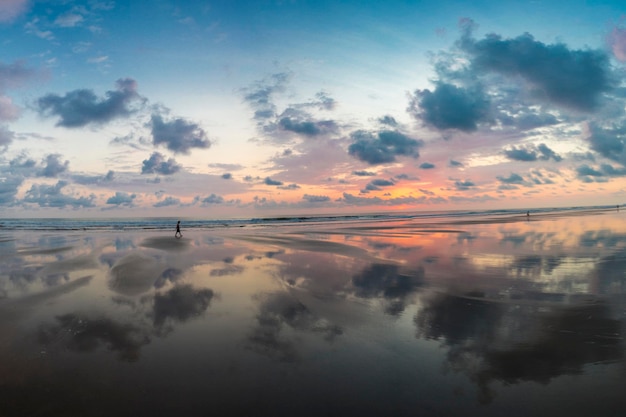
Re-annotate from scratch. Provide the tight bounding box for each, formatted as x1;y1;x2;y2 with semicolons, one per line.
247;292;343;362
415;292;624;403
38;313;150;362
108;252;165;296
140;236;191;251
352;263;424;315
151;284;215;328
236;234;371;259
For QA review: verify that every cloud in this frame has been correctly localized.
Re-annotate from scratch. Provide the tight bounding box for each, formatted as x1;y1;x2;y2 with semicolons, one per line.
576;163;626;181
208;162;244;171
449;160;463;167
379;115;398;126
455;180;475;190
150;114;211;154
352;170;376;176
504;144;562;162
201;194;224;204
153;196;181;207
106;191;136;206
607;26;626;62
54;12;84;28
0;60;37;91
141;152;181;175
278;183;300;190
221;173;232;180
0;96;20;122
264;177;283;186
370;179;395;187
0;0;28;23
302;194;330;203
242;72;290;120
419;162;435;169
72;170;114;185
278;117;337;136
348;130;423;165
461;30;613;111
36;78;142;127
0;175;23;205
37;154;69;177
23;181;96;208
587;122;626;166
409;83;490;132
0;126;14;148
496;173;526;184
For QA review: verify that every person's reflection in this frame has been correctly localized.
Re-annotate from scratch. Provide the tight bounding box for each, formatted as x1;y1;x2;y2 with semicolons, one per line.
415;292;623;403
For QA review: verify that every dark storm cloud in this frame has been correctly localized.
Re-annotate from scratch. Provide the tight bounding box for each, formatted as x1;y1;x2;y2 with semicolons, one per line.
152;284;215;328
409;83;490;132
587;122;626;166
150;114;211;154
504;144;562;162
264;177;283;186
141;152;181;175
35;154;69;178
36;78;142;127
106;191;136;206
461;30;614;111
23;181;95;208
348;130;423;165
302;194;330;203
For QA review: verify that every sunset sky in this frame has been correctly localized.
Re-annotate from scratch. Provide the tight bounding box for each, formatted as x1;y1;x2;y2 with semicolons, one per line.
1;0;626;218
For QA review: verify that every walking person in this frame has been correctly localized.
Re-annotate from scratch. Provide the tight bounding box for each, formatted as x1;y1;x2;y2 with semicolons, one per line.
175;220;183;238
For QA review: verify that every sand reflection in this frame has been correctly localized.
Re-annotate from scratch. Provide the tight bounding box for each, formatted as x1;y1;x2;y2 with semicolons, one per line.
0;210;625;415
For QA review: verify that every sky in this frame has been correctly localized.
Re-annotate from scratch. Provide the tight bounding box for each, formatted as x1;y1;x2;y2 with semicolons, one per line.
1;0;626;218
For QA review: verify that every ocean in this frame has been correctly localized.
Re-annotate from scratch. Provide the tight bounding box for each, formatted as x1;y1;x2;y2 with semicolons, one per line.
0;204;616;231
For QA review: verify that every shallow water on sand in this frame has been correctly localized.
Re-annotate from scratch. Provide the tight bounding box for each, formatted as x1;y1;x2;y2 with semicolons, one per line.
1;209;625;416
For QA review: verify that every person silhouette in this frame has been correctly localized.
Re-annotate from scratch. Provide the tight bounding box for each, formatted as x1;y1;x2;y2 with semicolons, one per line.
175;220;182;238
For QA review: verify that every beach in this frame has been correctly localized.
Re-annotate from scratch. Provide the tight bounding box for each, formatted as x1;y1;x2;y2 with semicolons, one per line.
1;208;625;416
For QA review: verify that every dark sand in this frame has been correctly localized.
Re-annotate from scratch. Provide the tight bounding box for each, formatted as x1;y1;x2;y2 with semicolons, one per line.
1;209;625;416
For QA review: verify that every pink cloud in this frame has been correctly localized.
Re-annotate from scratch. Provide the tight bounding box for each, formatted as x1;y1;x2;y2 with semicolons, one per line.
0;0;28;23
608;26;626;62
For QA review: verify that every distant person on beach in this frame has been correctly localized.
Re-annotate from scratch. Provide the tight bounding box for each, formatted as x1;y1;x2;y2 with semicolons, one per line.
526;211;530;217
175;220;182;238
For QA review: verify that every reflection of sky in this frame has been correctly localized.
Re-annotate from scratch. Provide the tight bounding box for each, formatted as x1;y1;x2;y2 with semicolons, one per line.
0;211;625;415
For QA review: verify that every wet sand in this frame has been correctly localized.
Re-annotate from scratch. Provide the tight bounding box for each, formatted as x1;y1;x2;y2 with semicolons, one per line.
1;208;625;416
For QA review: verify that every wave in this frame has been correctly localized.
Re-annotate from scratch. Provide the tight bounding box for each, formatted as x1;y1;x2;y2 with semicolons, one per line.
0;205;619;232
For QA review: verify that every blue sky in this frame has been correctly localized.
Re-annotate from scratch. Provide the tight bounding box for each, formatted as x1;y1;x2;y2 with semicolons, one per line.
1;0;626;217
